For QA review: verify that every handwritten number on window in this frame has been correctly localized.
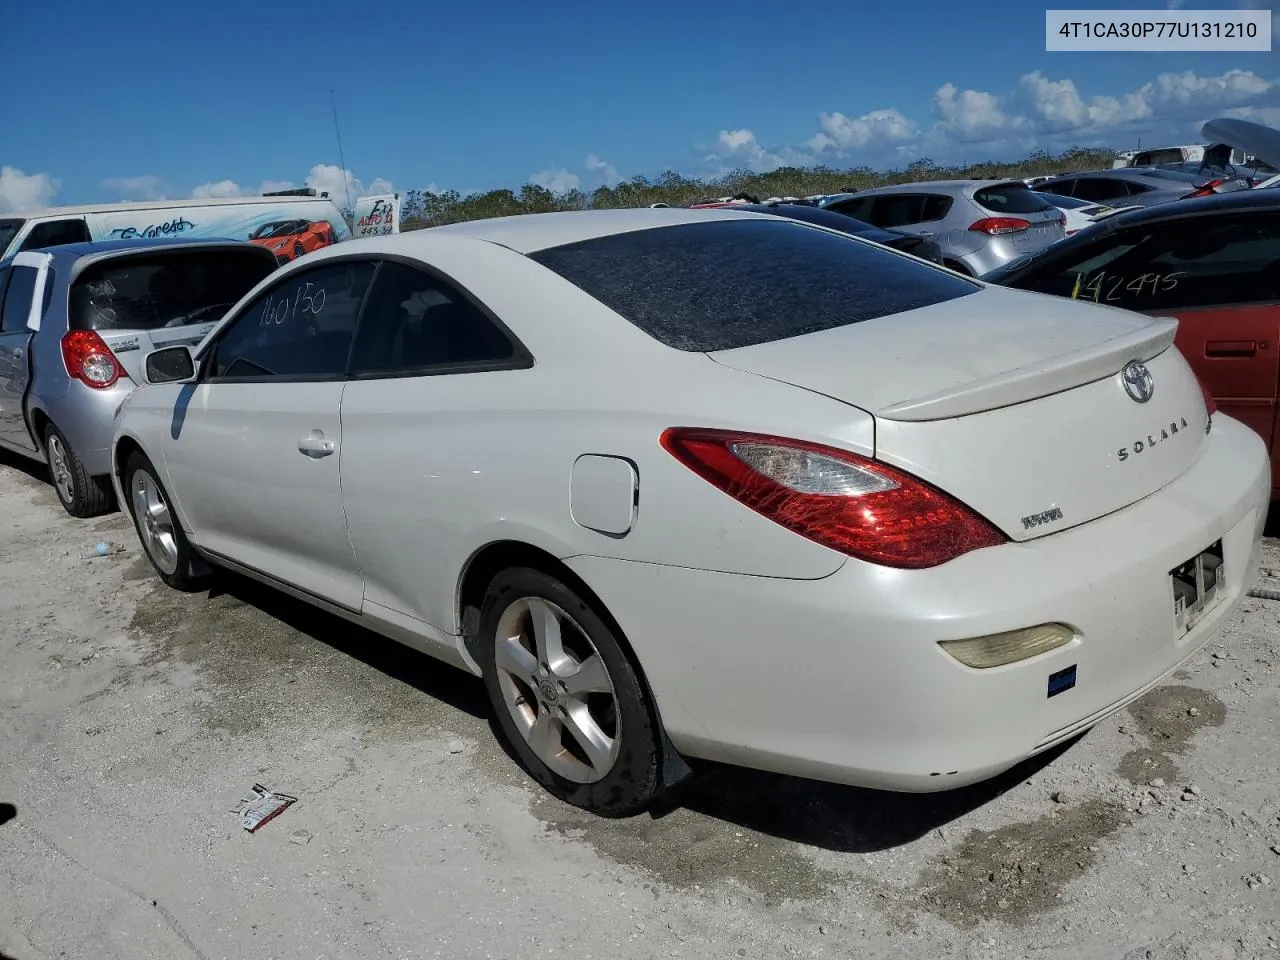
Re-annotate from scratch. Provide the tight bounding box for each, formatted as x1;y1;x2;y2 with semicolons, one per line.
259;283;327;326
1072;270;1186;302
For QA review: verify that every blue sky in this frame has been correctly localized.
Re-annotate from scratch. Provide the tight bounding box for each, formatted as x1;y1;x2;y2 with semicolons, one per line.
1;0;1278;211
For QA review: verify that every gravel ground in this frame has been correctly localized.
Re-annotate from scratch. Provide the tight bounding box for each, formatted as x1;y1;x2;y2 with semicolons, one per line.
1;452;1278;960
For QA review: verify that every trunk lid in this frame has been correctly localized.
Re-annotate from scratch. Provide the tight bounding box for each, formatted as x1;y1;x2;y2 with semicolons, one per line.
709;285;1211;541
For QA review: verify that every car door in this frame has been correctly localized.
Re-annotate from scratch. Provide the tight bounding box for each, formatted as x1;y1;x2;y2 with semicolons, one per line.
164;258;377;610
338;257;532;635
0;254;51;455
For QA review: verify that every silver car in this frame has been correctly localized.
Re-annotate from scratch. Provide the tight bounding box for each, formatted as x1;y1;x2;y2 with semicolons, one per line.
1032;167;1215;208
0;238;278;516
821;180;1066;276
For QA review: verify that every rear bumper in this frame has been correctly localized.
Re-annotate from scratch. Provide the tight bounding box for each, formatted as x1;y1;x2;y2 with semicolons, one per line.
566;414;1268;792
33;378;135;477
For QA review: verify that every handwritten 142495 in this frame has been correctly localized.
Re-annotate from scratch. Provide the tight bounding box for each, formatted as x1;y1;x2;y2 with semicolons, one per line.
1071;270;1186;302
260;281;327;326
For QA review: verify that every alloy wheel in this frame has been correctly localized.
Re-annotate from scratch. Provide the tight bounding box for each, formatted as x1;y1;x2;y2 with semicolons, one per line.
131;471;180;576
492;596;621;783
46;435;75;505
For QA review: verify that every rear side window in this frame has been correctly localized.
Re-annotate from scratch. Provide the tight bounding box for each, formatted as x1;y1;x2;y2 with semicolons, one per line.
349;261;520;375
70;250;277;331
20;218;90;251
996;214;1280;310
869;194;927;228
0;265;38;333
973;184;1053;214
826;196;875;221
529;219;978;352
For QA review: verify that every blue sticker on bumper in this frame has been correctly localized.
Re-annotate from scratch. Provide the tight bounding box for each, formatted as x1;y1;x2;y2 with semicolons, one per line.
1048;664;1077;698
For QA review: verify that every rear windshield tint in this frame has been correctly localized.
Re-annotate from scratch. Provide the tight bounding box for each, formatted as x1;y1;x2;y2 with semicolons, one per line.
528;219;978;352
974;184;1054;214
70;250;276;331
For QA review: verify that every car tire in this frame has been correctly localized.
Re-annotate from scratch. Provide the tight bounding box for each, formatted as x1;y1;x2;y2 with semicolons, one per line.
123;450;210;592
479;566;661;817
43;423;114;518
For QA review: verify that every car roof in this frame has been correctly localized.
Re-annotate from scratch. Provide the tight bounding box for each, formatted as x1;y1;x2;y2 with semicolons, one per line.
1045;168;1192;185
0;237;277;271
718;203;881;233
418;207;777;254
0;195;334;219
847;179;1027;197
1090;185;1280;228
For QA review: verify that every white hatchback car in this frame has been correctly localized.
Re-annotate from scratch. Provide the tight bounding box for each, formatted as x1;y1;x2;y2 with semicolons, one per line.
112;208;1269;816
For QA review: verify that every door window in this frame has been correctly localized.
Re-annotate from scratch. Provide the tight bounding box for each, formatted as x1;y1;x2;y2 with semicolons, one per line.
207;260;376;380
1004;215;1280;310
0;266;38;333
348;261;524;375
19;218;90;251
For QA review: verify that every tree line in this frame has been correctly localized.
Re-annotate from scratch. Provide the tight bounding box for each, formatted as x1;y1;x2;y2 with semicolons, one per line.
396;147;1116;229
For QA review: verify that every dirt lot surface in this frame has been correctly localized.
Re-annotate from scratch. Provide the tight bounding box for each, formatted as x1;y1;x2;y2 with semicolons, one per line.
2;453;1279;960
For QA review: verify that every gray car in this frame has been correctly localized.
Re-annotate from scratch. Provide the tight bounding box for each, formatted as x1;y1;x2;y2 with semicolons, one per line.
0;238;278;516
820;180;1066;276
1031;167;1215;208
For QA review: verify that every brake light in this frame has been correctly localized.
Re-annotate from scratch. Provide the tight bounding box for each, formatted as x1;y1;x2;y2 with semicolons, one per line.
660;427;1007;569
968;217;1030;236
61;330;125;389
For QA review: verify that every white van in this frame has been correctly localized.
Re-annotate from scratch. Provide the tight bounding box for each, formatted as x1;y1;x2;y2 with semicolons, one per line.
0;191;353;263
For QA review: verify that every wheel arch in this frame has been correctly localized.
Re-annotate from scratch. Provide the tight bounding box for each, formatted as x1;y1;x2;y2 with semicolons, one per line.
456;538;694;790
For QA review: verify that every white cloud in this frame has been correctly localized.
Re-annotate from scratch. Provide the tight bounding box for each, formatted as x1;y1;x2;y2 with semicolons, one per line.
102;175;167;201
708;66;1280;175
704;128;807;173
530;168;581;193
585;154;623;185
810;109;919;152
189;166;392;206
191;179;245;199
0;166;60;214
305;163;387;207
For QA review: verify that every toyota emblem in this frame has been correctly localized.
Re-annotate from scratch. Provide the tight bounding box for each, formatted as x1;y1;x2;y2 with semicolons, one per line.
1121;360;1154;403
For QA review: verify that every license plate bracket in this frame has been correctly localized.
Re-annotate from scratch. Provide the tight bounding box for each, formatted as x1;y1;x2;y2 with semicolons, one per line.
1171;538;1224;635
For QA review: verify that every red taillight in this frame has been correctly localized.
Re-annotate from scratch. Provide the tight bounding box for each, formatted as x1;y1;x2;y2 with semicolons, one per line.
968;217;1030;236
60;330;124;389
659;427;1007;569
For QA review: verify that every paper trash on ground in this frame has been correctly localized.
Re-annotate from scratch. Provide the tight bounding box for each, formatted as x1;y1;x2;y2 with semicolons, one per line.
233;784;297;832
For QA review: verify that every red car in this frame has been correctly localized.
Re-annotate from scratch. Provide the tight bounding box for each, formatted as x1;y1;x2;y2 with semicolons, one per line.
985;189;1280;493
248;219;339;263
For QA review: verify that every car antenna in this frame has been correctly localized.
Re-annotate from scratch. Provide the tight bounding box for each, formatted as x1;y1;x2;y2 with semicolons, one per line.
329;89;355;224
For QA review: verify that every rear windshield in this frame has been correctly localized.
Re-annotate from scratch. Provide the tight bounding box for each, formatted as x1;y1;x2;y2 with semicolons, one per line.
973;184;1054;214
0;219;24;254
70;249;276;332
528;218;978;352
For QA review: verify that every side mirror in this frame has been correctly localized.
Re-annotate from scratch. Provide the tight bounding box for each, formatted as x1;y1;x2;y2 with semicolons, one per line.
144;345;197;384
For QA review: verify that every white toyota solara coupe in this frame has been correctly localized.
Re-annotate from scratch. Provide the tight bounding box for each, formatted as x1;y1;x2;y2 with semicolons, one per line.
111;207;1269;816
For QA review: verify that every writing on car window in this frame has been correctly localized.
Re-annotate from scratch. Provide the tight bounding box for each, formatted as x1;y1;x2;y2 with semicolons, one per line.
1071;270;1187;303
